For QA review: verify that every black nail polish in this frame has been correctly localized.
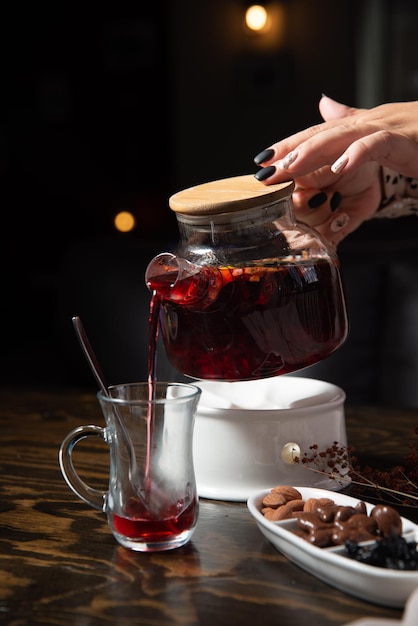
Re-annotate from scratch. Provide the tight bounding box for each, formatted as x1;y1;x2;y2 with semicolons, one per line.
254;149;275;165
330;191;342;211
308;192;327;209
254;165;276;181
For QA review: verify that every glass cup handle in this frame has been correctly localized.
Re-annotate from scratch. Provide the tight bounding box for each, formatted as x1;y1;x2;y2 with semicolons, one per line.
59;425;106;511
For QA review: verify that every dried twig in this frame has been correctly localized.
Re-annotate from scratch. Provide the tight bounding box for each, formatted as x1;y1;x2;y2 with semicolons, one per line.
294;435;418;508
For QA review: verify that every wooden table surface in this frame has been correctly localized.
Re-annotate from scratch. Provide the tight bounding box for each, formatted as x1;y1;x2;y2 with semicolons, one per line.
1;387;417;626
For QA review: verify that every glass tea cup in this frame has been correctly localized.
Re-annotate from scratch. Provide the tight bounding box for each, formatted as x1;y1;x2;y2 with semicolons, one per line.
59;381;201;552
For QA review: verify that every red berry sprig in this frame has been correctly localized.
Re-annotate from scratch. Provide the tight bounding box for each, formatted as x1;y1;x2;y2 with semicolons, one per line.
295;431;418;507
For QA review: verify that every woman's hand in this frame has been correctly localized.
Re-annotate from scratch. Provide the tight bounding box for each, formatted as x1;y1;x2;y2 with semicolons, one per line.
253;96;418;246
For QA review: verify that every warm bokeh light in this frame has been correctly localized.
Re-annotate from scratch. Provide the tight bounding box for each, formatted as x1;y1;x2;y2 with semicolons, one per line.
245;5;268;31
114;210;136;233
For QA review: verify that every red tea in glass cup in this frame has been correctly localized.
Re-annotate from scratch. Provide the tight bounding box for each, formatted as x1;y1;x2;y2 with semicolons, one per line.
59;382;201;552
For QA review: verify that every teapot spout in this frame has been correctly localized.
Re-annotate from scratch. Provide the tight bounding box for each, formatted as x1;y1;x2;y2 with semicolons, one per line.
145;253;222;306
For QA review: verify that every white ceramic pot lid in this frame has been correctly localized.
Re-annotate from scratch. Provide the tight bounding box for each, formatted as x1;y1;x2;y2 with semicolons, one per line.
196;376;345;412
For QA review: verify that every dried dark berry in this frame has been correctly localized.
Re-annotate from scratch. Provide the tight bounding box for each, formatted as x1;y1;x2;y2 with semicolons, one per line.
344;536;418;570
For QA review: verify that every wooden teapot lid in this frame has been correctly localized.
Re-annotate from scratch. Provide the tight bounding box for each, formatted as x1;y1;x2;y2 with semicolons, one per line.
169;174;294;215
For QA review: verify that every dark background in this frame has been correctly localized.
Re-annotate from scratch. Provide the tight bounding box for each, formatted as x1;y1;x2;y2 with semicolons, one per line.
2;1;418;405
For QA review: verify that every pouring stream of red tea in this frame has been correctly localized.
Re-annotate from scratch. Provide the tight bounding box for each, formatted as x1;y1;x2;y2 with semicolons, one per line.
72;315;158;510
146;291;160;481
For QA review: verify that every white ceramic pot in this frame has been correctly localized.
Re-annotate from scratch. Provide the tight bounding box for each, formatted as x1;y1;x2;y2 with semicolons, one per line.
193;376;347;501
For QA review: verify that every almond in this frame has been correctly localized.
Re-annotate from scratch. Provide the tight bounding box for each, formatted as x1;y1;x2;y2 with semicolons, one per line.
262;492;286;508
272;498;304;520
262;507;278;520
271;485;302;502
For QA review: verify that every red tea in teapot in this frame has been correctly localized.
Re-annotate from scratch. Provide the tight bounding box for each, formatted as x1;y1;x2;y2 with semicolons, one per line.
146;175;348;382
147;257;347;381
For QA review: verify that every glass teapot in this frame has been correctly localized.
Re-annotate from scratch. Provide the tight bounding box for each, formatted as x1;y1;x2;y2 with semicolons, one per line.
146;174;348;381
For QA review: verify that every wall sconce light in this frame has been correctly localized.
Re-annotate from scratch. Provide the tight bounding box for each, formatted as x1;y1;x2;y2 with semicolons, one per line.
114;210;136;233
243;2;286;49
245;4;271;33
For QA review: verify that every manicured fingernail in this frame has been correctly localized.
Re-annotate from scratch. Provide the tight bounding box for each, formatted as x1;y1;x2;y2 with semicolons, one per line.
330;213;349;232
330;191;342;211
308;192;328;209
279;150;298;170
254;148;275;165
254;165;276;181
331;154;349;174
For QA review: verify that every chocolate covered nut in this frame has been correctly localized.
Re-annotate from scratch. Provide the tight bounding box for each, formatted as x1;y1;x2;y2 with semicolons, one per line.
316;504;339;523
308;527;335;547
347;513;378;531
332;526;376;545
297;512;333;533
355;501;367;515
371;504;402;537
303;497;335;513
336;513;378;533
332;513;378;545
297;512;335;547
333;505;360;523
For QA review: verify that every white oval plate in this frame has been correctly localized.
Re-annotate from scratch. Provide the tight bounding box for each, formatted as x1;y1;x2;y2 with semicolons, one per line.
247;487;418;609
